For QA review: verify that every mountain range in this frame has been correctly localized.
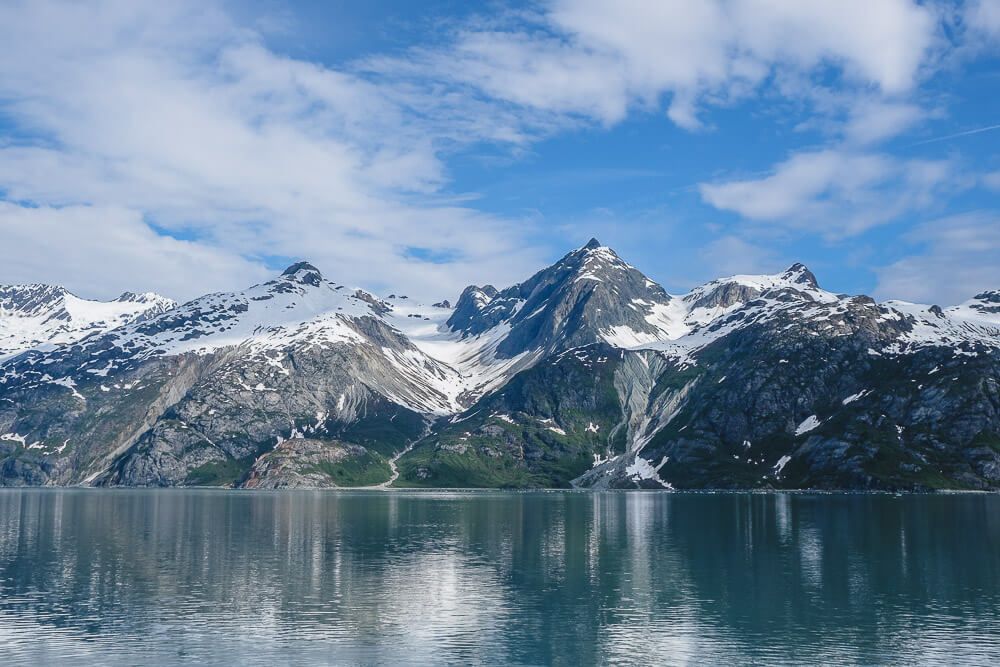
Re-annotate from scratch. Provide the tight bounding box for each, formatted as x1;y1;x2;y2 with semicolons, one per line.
2;239;998;490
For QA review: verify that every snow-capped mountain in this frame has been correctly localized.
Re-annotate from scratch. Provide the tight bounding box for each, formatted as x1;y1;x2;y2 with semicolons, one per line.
0;284;175;361
1;241;999;491
0;262;470;486
396;244;1000;491
49;261;465;414
448;238;684;351
418;238;685;400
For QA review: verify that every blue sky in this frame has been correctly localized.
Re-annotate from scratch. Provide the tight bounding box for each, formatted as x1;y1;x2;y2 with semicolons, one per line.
1;0;999;305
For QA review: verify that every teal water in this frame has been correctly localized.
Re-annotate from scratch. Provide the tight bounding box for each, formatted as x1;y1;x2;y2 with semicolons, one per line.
0;490;998;666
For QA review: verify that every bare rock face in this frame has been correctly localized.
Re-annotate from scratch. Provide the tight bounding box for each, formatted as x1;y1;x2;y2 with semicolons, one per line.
447;240;680;358
241;438;390;489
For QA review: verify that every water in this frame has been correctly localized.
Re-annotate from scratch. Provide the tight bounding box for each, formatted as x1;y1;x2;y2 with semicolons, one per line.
0;490;998;666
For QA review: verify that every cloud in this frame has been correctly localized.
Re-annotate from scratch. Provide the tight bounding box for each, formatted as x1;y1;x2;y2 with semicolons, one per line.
875;212;1000;305
0;203;269;301
843;101;926;146
0;0;546;301
698;148;956;236
0;0;975;304
967;0;1000;38
372;0;940;130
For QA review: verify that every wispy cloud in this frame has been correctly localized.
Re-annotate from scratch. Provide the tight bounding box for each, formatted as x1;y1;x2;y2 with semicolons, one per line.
368;0;940;131
698;236;784;277
0;0;548;300
698;148;957;237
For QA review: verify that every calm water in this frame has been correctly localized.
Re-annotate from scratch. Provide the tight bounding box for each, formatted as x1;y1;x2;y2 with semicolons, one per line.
0;490;998;666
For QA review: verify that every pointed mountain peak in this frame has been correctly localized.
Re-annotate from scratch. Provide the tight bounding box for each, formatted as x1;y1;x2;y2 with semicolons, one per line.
281;261;323;287
447;239;674;357
781;263;819;288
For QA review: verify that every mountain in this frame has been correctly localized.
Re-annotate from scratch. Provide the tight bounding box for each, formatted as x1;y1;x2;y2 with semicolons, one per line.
1;241;998;490
0;284;175;361
0;263;458;487
448;238;686;351
398;251;1000;490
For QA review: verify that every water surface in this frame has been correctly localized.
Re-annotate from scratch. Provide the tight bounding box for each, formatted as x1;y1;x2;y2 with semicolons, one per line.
0;490;998;665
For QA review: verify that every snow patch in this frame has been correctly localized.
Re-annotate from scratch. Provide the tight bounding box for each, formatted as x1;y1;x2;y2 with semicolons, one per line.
50;376;85;401
624;456;672;488
841;390;870;405
795;415;822;436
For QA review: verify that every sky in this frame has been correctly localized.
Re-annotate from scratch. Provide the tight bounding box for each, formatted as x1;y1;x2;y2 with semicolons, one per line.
0;0;998;306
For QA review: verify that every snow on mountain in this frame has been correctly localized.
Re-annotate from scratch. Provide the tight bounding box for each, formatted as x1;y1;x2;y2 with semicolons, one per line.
0;284;175;361
436;239;684;391
3;242;1000;491
101;262;382;361
3;247;998;416
40;262;467;415
881;298;1000;353
385;297;542;403
443;245;854;362
384;247;852;401
947;291;1000;326
393;245;1000;400
614;264;1000;365
1;265;466;415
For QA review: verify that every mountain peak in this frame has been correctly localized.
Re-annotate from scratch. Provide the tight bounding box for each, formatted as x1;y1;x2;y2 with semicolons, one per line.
281;261;323;286
781;263;819;289
0;284;70;317
446;238;678;359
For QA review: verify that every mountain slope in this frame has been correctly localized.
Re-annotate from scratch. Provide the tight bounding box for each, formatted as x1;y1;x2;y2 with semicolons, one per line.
0;263;459;487
448;238;685;353
0;284;175;361
400;259;1000;490
422;239;684;400
574;288;1000;491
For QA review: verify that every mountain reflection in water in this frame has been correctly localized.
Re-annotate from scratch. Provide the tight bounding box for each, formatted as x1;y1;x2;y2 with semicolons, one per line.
0;490;998;666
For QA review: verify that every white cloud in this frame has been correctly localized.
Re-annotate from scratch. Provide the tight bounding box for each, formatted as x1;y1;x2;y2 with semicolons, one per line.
875;212;1000;305
0;0;975;304
967;0;1000;38
0;0;546;301
843;101;926;146
0;203;269;301
698;148;956;236
377;0;940;130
